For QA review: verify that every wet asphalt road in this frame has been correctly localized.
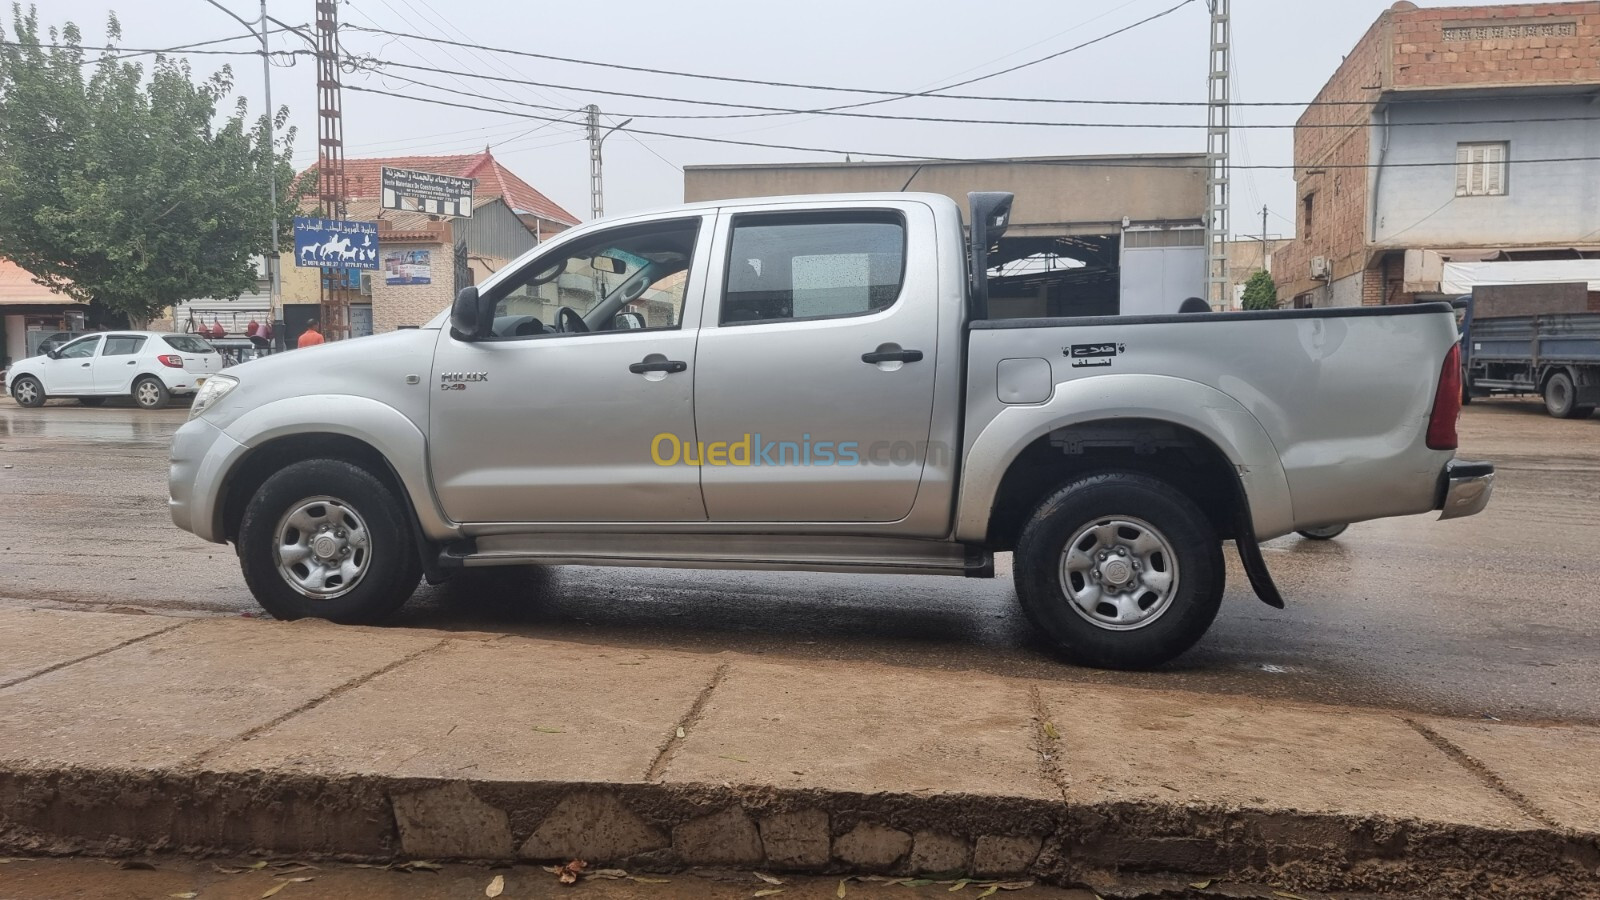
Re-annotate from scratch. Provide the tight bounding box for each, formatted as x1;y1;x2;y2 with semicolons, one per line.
0;396;1596;726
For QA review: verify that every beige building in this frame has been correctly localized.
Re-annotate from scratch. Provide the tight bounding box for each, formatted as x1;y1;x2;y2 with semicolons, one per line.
685;155;1209;317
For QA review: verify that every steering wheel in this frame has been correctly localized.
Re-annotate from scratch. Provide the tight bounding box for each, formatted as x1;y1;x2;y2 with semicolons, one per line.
555;306;589;334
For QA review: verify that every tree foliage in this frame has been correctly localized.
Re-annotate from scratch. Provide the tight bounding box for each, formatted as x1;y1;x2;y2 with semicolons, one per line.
1240;268;1278;311
0;5;305;322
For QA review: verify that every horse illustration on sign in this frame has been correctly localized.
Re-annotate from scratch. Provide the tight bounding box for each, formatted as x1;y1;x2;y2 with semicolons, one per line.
292;217;379;270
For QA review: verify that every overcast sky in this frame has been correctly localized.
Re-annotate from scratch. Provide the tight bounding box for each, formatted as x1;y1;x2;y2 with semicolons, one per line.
33;0;1414;234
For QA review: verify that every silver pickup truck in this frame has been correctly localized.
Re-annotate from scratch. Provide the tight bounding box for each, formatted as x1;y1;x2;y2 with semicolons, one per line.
169;192;1493;669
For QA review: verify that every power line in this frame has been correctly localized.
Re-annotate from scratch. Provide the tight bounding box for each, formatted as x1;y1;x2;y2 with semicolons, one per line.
341;5;1201;110
349;64;1600;131
341;84;1600;171
340;22;1594;111
0;39;306;58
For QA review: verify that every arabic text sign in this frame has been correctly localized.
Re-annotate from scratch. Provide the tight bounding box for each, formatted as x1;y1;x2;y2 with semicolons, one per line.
292;217;379;270
382;167;475;218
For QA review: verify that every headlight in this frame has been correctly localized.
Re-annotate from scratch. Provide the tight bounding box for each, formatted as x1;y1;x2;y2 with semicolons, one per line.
188;375;240;420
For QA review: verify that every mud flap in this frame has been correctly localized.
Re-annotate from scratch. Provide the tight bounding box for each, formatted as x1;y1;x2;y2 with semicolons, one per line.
1233;484;1286;609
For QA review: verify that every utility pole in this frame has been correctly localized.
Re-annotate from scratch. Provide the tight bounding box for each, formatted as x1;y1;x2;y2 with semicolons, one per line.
587;105;602;220
1205;0;1231;311
585;105;634;220
1261;204;1269;272
314;0;351;341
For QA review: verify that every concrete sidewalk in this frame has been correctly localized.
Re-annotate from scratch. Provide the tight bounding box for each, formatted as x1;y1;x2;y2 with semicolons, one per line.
0;607;1596;898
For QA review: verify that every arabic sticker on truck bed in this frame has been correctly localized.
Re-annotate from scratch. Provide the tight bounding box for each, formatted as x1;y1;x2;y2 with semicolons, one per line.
1066;342;1124;368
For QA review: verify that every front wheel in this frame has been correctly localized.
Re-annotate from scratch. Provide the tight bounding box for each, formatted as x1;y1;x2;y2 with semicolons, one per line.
1013;472;1224;670
10;375;45;408
1297;523;1349;540
237;459;421;623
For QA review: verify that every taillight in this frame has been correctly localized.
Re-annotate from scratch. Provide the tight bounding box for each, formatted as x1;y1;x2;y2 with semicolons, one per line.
1426;343;1462;450
157;354;185;369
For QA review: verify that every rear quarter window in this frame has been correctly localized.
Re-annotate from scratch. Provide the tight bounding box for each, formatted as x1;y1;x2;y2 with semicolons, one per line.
163;335;216;353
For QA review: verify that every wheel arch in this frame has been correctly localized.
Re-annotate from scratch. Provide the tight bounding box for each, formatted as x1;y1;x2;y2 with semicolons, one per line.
955;374;1296;546
210;396;458;546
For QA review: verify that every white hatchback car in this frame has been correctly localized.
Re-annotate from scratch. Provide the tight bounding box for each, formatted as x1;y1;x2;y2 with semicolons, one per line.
5;331;224;410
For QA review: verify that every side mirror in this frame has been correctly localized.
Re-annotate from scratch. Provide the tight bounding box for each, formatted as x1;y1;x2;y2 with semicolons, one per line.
43;347;60;360
612;311;647;330
450;286;494;341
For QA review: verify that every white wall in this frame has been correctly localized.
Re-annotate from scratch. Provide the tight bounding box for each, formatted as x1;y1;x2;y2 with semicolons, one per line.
1120;245;1207;315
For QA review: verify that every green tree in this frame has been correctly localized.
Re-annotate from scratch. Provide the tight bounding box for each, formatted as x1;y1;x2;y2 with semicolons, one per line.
1240;268;1278;311
0;5;304;324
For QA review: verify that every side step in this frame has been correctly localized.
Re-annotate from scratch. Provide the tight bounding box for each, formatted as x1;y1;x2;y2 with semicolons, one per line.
439;532;993;578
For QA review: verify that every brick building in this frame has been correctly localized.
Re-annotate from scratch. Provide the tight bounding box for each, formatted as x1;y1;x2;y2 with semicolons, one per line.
1274;1;1600;308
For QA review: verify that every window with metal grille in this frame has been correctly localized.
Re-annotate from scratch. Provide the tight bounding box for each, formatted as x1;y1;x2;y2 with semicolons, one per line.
1455;142;1508;197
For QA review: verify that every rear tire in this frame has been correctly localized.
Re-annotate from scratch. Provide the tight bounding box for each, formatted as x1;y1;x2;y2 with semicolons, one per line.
132;376;170;410
1543;371;1594;419
238;459;421;624
1013;471;1224;670
1297;523;1349;540
10;375;45;408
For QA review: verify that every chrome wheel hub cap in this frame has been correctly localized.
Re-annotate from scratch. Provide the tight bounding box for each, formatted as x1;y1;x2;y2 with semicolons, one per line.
1059;516;1180;631
273;496;370;600
137;382;159;405
16;382;37;403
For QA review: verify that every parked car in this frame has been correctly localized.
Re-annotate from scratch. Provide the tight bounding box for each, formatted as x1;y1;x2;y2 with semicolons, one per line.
6;331;223;410
169;192;1493;669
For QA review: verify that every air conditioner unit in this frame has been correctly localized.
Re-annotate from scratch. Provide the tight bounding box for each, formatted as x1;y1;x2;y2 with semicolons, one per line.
1310;256;1329;280
359;272;375;296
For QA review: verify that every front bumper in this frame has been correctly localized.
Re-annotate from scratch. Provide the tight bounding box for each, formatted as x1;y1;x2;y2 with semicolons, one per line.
1436;459;1494;520
169;416;246;543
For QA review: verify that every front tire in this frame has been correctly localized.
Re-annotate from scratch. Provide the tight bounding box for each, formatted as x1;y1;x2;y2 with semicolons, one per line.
10;375;45;408
132;376;170;410
1013;472;1224;670
1297;523;1349;540
238;459;422;623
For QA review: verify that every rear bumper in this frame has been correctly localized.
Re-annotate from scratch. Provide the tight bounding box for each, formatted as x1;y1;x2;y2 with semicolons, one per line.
1436;459;1494;520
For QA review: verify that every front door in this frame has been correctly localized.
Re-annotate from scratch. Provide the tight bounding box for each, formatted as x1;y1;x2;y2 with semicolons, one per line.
428;215;712;524
692;203;941;523
46;335;102;394
91;334;150;394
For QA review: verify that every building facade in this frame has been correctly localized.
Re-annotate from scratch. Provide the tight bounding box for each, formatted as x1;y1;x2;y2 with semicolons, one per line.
1275;1;1600;308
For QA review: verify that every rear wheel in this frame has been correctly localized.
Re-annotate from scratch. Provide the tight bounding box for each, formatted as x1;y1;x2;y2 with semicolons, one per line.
1543;371;1594;419
1297;523;1349;540
10;375;45;408
132;376;170;410
1013;472;1224;670
237;459;421;623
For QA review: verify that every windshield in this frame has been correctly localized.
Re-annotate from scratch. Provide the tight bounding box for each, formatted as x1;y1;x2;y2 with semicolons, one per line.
163;335;217;353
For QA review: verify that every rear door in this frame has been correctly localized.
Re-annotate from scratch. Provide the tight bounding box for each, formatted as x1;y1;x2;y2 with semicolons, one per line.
92;334;149;393
692;201;940;523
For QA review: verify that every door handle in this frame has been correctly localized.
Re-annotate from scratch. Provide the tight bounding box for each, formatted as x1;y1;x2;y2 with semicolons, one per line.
861;348;924;364
628;359;687;374
81;362;91;367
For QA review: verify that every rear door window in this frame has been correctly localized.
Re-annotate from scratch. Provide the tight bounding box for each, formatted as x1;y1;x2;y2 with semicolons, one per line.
721;213;906;325
102;335;148;356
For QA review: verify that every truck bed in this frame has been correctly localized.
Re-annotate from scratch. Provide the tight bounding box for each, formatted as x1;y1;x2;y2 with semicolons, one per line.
960;303;1461;541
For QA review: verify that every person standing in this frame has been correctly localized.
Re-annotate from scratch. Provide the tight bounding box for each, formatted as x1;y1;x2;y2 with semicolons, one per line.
297;318;325;349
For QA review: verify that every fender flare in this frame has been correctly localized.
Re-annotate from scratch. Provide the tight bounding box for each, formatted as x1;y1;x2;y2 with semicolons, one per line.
218;394;459;542
954;373;1296;543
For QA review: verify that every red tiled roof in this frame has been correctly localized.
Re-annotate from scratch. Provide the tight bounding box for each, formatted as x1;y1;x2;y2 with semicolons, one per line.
301;150;579;226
